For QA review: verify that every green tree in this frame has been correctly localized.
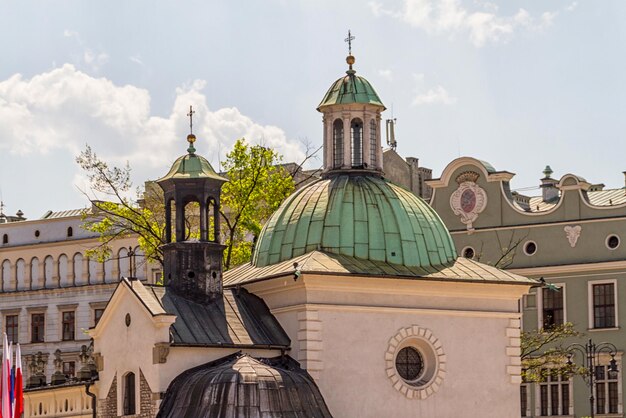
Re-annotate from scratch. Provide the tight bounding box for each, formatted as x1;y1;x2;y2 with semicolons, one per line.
521;322;581;382
219;139;294;269
77;139;297;270
76;146;165;265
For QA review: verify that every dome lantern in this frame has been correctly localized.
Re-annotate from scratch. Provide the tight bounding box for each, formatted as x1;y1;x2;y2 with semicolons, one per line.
318;31;386;177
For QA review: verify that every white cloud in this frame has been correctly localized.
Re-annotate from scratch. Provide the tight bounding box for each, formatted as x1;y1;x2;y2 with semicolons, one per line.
378;69;394;81
129;55;144;66
63;29;109;72
0;65;306;196
369;0;560;47
565;2;577;12
413;85;457;105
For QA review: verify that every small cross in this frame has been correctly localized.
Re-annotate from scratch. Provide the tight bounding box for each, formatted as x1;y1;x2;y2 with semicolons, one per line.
344;30;355;55
187;105;195;135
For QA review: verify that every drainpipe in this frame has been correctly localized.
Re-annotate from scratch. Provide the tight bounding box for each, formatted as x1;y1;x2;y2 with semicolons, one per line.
85;382;97;418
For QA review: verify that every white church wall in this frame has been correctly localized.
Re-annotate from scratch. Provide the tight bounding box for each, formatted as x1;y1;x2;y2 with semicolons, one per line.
248;274;528;418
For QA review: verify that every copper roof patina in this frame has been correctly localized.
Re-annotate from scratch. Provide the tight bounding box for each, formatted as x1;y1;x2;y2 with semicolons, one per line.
157;353;332;418
157;152;226;183
252;175;457;269
317;72;385;110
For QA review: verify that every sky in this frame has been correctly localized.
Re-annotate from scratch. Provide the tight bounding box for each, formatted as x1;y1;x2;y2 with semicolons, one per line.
1;0;626;219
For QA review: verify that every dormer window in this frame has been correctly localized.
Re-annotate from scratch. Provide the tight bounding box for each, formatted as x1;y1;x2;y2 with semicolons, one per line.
351;118;363;167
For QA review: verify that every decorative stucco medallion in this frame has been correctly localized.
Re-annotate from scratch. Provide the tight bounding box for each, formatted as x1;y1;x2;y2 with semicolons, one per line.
450;173;487;231
564;225;581;248
385;326;446;400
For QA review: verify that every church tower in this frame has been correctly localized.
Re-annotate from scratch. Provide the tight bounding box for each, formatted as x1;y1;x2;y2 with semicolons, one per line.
157;106;227;301
317;31;386;176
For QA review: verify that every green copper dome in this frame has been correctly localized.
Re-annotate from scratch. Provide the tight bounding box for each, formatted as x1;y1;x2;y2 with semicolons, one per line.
317;72;385;110
158;153;226;183
252;175;456;269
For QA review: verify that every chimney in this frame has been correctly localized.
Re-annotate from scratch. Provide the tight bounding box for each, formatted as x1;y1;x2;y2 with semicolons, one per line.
541;165;559;203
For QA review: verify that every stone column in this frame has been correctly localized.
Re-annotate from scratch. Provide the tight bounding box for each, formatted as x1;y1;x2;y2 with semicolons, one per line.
82;256;90;284
363;113;371;169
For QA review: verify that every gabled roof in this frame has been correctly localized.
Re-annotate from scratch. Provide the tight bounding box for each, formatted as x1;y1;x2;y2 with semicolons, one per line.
146;286;290;348
225;250;536;287
103;278;290;348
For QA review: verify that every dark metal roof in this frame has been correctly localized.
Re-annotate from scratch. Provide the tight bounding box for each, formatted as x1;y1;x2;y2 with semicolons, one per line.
147;286;290;348
157;353;333;418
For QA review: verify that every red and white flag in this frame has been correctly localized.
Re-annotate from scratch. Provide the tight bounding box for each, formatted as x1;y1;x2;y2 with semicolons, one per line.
1;333;10;418
12;345;22;418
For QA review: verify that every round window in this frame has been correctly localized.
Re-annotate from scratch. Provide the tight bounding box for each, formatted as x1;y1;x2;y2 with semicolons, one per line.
34;230;40;238
462;247;475;259
524;241;537;256
385;326;446;399
395;346;424;381
607;235;620;250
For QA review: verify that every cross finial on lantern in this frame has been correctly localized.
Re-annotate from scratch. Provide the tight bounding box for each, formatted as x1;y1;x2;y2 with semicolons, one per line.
344;30;355;55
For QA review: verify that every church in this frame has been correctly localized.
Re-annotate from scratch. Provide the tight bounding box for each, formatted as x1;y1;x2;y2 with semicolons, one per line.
81;47;537;418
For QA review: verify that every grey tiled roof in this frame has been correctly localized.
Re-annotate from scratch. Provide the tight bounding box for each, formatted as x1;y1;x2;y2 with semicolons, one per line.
145;285;290;348
224;250;536;287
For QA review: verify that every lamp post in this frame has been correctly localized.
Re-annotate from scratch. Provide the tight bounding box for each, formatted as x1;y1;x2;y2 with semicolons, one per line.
566;339;618;418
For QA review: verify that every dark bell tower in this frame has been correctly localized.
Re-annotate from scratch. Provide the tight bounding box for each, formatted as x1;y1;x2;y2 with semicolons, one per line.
157;106;227;301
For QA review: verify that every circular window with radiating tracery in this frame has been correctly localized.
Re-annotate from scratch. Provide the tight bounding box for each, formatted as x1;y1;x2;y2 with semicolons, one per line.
385;326;446;400
396;347;424;381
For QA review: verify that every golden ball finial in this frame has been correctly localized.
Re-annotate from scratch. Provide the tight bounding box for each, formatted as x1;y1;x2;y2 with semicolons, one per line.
346;55;355;66
187;133;196;144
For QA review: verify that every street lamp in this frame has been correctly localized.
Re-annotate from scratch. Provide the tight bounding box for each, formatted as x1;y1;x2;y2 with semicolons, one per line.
566;339;618;418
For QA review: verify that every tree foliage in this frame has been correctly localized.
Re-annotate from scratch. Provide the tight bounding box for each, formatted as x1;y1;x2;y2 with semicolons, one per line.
76;146;165;265
521;322;582;382
220;139;294;269
77;139;297;270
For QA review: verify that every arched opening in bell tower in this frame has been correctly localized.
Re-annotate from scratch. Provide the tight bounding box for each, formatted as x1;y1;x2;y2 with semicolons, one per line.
351;118;363;167
333;119;343;168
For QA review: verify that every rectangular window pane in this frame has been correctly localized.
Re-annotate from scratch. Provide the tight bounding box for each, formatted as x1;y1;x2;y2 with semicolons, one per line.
596;381;606;414
609;381;618;413
6;315;18;343
31;313;45;343
94;309;104;326
62;311;75;341
550;384;559;415
561;383;569;415
593;283;615;328
543;288;564;329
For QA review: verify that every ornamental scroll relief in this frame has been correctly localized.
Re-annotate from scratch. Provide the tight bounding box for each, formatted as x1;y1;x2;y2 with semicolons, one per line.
449;171;487;232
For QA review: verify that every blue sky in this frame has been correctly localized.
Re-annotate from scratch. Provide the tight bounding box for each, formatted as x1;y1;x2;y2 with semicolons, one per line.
1;0;625;218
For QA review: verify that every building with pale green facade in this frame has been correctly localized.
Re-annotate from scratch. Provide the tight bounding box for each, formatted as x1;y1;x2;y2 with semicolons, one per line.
429;157;626;417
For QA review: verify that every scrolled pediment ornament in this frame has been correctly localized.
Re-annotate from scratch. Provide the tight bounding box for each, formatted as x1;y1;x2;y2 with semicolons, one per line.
450;173;487;232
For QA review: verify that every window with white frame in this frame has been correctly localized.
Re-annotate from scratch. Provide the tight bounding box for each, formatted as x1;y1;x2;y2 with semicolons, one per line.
537;369;572;417
588;280;618;329
595;363;620;415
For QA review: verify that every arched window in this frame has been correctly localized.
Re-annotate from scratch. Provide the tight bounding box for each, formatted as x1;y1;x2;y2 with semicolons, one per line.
2;234;7;244
333;119;343;168
123;372;136;415
67;227;73;237
351;118;363;167
369;119;377;167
